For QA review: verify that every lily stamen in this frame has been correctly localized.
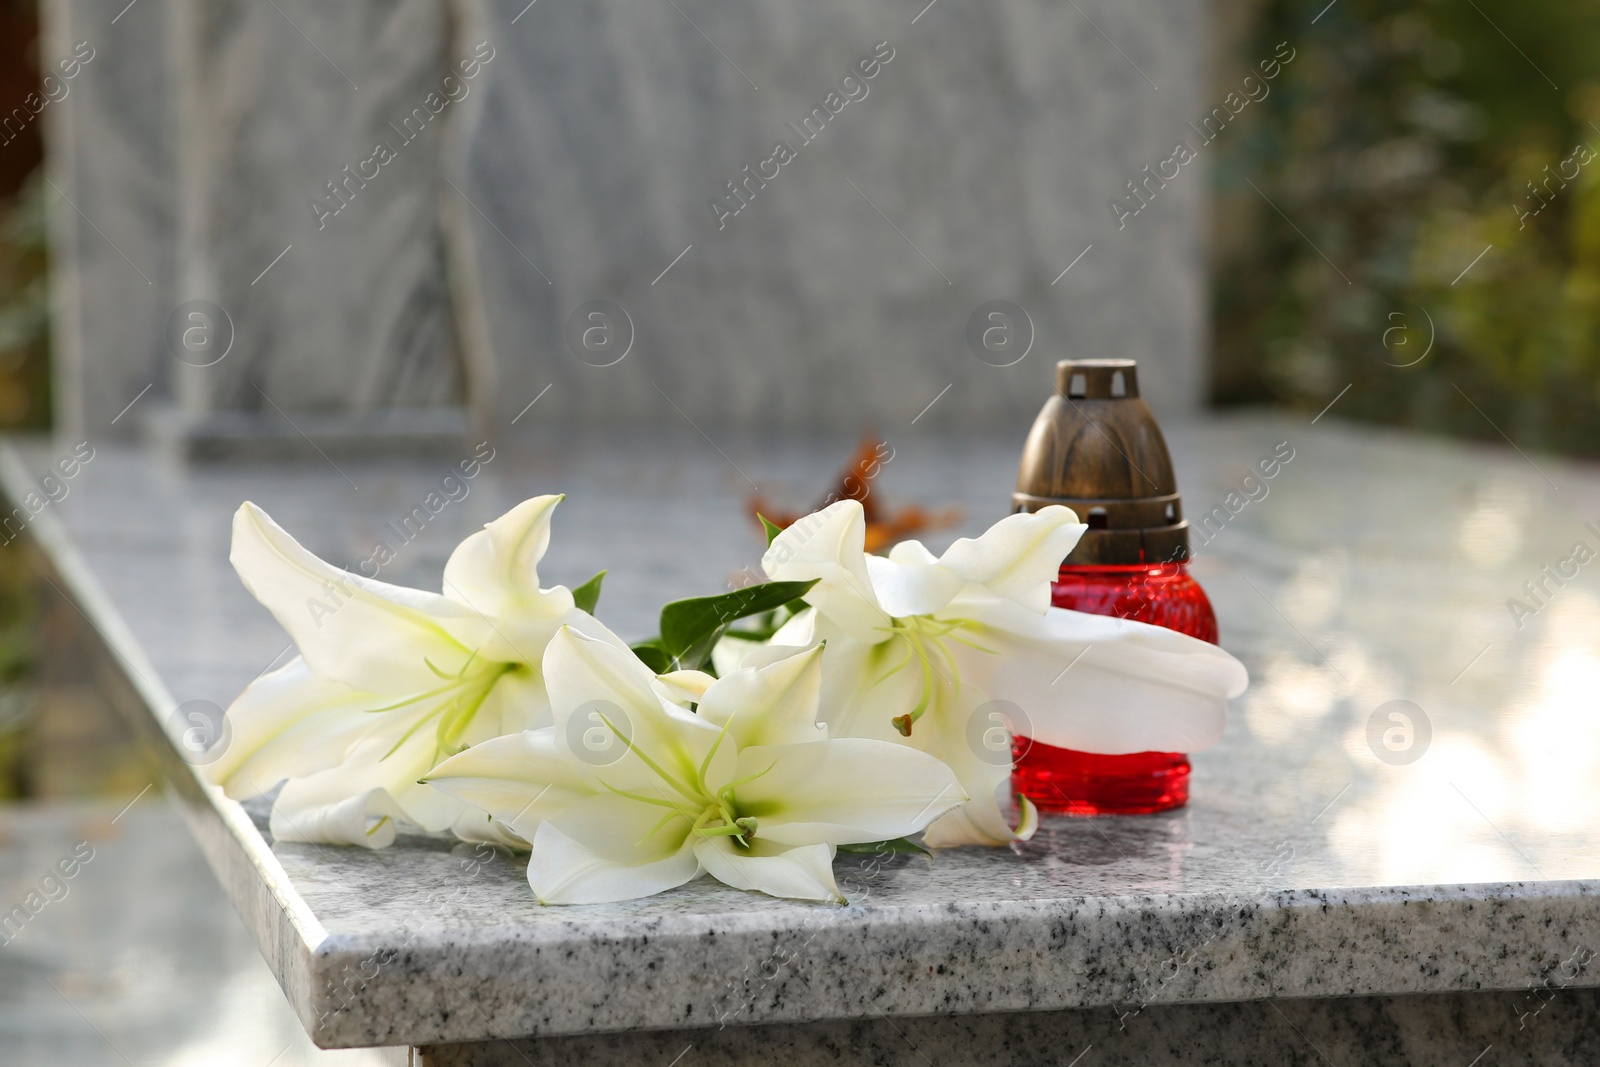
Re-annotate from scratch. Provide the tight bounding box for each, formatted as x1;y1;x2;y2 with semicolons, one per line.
593;711;703;805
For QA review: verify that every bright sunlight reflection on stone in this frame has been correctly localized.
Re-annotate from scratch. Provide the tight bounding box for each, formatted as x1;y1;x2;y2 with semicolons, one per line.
1331;735;1514;885
1456;480;1529;568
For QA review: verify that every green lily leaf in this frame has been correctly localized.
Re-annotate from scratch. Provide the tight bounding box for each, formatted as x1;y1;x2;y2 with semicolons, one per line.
721;597;809;644
571;569;606;615
630;641;673;675
656;578;818;672
837;836;931;858
758;513;785;547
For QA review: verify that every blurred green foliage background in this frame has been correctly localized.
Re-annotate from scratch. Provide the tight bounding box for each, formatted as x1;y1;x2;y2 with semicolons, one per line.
0;173;51;432
0;0;49;434
0;1;59;801
1212;0;1600;456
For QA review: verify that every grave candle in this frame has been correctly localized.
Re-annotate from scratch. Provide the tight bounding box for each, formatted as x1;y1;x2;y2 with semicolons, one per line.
1009;359;1218;815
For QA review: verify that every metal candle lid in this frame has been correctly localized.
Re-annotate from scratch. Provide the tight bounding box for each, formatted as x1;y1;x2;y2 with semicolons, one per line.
1012;359;1190;565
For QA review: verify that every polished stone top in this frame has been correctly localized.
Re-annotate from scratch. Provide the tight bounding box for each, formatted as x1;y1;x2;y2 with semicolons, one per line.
4;416;1598;1048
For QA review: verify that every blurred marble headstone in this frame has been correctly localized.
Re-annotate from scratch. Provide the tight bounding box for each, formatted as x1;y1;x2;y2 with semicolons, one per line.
46;0;1207;453
42;0;178;442
46;0;468;459
452;0;1207;434
153;0;467;459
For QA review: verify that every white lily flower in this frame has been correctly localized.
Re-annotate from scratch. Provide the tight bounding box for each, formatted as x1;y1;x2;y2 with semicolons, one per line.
207;497;619;848
425;629;966;904
760;500;1249;848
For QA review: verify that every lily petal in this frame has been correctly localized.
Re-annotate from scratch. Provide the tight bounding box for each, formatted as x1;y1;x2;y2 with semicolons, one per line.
230;502;481;695
270;785;406;849
468;666;552;737
530;795;700;904
762;501;890;643
441;495;563;613
449;809;533;849
935;505;1086;614
912;686;1031;849
272;723;465;846
693;838;842;903
709;634;755;679
653;669;716;708
696;645;827;751
439;496;581;660
921;786;1030;849
801;626;922;745
796;623;1042;848
732;739;965;847
425;728;598;844
543;627;724;800
865;548;966;618
717;635;821;677
950;596;1248;753
205;657;383;801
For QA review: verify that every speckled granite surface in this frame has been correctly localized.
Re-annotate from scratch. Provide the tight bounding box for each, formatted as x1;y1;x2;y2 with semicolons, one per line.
420;988;1600;1067
5;415;1599;1055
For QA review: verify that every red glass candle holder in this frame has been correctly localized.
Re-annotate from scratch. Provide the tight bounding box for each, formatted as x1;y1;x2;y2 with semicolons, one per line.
1011;561;1218;815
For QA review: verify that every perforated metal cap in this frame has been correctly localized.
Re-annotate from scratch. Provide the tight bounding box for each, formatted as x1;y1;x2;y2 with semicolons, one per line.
1012;359;1190;565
